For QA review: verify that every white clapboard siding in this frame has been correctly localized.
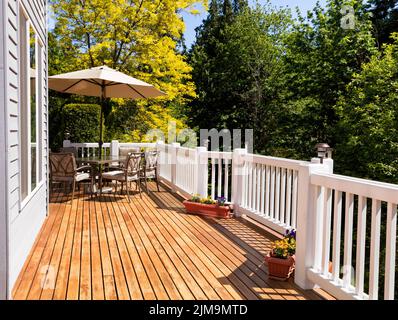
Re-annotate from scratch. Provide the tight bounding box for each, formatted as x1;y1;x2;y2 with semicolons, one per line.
0;0;7;300
2;0;48;298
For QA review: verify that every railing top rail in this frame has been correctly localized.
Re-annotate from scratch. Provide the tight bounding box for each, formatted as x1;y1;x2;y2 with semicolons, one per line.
242;153;308;170
68;142;110;148
312;173;398;203
119;142;156;148
207;151;233;160
176;145;195;152
176;147;197;158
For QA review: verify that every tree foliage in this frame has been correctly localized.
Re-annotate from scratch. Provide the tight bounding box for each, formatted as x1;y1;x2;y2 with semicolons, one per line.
49;0;207;145
188;1;291;151
278;0;376;157
188;0;377;157
63;104;101;144
368;0;398;46
335;35;398;182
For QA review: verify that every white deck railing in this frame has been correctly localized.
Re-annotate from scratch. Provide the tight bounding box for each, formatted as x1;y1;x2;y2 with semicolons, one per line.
63;141;112;157
307;173;398;300
237;154;306;233
63;139;397;300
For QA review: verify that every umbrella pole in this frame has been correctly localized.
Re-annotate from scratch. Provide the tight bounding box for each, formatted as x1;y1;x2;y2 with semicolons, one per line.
99;86;105;158
99;104;104;158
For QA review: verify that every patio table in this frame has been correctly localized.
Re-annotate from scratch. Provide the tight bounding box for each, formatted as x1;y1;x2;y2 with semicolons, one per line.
76;155;128;194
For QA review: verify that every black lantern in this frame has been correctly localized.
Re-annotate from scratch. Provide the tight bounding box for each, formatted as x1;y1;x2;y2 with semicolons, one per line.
315;143;332;164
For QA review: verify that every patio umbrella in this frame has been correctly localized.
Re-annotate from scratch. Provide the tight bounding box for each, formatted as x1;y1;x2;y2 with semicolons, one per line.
48;65;166;155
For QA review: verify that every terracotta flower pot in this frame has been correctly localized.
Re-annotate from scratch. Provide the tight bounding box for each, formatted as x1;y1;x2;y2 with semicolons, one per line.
183;200;231;219
265;252;295;281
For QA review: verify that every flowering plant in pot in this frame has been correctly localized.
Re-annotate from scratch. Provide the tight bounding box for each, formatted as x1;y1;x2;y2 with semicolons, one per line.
183;195;231;219
265;229;296;280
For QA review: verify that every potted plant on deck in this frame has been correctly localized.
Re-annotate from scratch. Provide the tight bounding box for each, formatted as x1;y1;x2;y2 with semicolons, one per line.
183;195;231;219
265;229;296;281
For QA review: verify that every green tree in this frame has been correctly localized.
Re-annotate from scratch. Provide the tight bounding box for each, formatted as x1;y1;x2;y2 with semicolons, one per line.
280;0;377;159
188;1;291;152
48;0;206;146
335;34;398;183
368;0;398;47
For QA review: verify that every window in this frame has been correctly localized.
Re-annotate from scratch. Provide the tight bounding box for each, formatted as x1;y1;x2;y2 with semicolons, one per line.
19;6;43;202
30;26;37;191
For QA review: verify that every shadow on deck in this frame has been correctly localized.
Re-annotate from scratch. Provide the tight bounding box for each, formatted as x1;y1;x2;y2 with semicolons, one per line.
12;182;321;300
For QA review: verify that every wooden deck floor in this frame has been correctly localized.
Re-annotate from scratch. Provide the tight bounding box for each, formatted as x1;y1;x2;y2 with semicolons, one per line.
12;182;320;300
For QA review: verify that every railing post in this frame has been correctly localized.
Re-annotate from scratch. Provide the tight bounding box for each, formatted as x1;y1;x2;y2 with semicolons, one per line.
156;140;164;181
171;142;180;192
196;147;208;198
323;158;334;174
231;148;247;217
63;140;71;148
295;158;333;289
111;140;119;157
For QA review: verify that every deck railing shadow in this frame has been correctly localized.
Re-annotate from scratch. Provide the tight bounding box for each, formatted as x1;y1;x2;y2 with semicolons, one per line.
211;219;314;299
145;183;316;300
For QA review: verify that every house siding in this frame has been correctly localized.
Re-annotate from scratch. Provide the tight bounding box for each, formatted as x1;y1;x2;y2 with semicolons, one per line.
1;0;8;300
1;0;48;298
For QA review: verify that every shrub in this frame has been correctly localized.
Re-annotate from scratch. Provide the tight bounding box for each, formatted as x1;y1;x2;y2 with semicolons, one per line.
63;103;101;143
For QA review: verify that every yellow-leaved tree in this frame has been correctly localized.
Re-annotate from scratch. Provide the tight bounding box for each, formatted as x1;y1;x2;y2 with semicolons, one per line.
49;0;206;143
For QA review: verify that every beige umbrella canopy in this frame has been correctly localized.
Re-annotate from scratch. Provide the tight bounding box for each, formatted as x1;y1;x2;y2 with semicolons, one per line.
48;65;166;154
49;65;166;99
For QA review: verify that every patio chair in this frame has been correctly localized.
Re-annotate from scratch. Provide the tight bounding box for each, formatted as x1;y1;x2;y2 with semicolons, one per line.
49;152;93;203
119;147;141;157
107;146;141;171
101;152;143;201
141;150;160;192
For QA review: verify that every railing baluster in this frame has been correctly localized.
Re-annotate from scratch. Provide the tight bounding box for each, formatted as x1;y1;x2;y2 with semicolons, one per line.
313;186;324;272
356;196;367;297
270;166;275;220
265;165;270;217
217;156;222;198
280;168;286;225
286;169;292;227
248;162;253;210
384;202;397;300
322;188;332;276
211;158;216;199
244;160;248;208
369;199;381;300
224;159;229;201
332;191;342;282
275;167;280;222
291;170;298;229
251;163;256;211
261;164;265;215
343;192;354;289
256;164;261;213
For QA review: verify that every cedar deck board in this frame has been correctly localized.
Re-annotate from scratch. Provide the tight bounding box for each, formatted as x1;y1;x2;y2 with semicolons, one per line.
12;183;320;300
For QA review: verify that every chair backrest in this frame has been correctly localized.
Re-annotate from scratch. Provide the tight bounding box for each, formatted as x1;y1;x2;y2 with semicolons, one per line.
119;147;140;157
49;152;77;178
60;147;78;157
124;152;142;177
145;150;159;170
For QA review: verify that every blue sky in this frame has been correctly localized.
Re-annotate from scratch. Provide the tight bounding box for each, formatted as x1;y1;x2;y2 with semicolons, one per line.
181;0;328;48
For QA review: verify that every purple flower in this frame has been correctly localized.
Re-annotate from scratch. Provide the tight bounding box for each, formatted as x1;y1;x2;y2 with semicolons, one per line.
285;229;296;240
216;196;227;206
